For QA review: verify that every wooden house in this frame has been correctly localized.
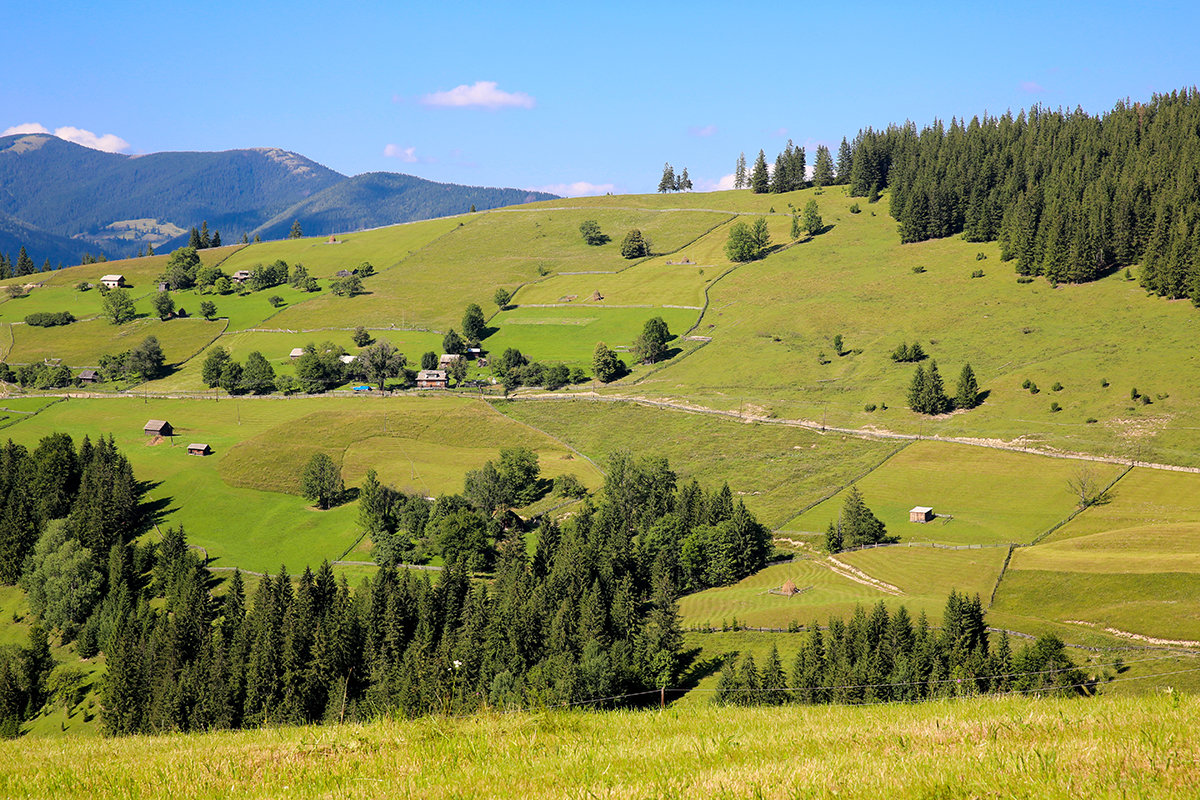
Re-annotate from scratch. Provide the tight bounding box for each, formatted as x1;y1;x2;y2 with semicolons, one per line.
144;419;173;436
416;369;448;389
187;443;211;456
289;348;306;360
438;354;462;370
78;369;99;384
231;270;252;285
909;506;934;523
100;274;125;289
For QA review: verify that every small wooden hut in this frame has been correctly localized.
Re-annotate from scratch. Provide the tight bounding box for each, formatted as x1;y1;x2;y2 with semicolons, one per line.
909;506;934;523
187;443;211;456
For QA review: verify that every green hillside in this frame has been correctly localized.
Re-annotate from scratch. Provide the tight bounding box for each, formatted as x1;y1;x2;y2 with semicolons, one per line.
1;185;1200;742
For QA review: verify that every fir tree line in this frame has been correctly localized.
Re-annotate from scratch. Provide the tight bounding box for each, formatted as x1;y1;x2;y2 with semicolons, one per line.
843;89;1200;305
715;593;1086;706
734;139;852;193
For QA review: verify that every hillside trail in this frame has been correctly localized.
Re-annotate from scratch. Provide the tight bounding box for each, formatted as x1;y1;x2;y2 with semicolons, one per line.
507;390;1200;476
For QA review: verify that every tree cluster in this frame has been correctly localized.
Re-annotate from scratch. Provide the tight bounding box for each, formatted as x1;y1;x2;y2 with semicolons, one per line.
631;317;672;365
716;593;1084;707
200;347;277;394
579;220;608;246
88;452;768;735
592;343;625;383
96;335;166;383
725;218;771;262
620;230;651;259
657;164;693;193
23;311;74;327
187;222;221;250
491;347;584;392
823;487;889;553
908;360;980;414
890;341;927;362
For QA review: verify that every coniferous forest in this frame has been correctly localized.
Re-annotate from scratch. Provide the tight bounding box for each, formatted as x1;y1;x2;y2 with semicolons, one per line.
745;90;1200;306
0;435;778;736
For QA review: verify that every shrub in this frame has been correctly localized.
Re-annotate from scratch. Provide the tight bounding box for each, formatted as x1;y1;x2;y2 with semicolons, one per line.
268;295;285;308
24;311;75;327
975;252;988;261
1029;383;1040;394
1049;402;1062;412
911;265;927;274
1085;417;1099;424
970;269;985;278
1101;378;1110;387
1051;382;1064;392
849;203;861;214
864;403;877;412
1017;276;1035;284
75;281;90;292
1140;394;1152;405
1021;379;1032;389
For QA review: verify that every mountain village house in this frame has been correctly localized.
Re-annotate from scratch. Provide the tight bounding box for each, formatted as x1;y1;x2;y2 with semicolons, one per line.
416;370;448;389
144;419;173;437
100;274;125;289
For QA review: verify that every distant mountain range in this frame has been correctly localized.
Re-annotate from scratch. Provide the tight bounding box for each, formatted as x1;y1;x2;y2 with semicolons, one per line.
0;134;557;265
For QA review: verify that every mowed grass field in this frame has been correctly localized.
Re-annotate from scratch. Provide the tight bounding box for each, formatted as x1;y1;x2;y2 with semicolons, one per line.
991;468;1200;643
679;547;1008;630
3;694;1199;799
785;440;1126;545
494;399;898;528
0;395;601;573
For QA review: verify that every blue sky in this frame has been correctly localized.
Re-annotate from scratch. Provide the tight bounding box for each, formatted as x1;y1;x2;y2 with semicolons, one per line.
5;1;1199;195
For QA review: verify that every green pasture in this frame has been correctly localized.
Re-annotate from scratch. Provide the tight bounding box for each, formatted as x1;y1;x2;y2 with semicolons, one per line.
1043;466;1200;543
494;399;897;528
679;546;1007;632
484;306;698;368
0;395;600;573
785;440;1125;544
559;186;1200;466
218;397;603;497
267;208;731;333
4;316;224;372
215;216;461;279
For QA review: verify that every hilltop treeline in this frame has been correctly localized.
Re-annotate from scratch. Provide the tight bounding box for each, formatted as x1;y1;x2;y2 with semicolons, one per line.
716;593;1084;707
842;89;1200;300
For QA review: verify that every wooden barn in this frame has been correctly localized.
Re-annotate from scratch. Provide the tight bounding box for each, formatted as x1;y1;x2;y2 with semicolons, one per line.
416;369;448;389
187;443;211;456
910;506;935;523
78;369;99;384
144;419;173;436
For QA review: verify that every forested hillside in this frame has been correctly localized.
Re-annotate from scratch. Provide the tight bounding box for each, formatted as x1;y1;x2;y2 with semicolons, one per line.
844;89;1200;300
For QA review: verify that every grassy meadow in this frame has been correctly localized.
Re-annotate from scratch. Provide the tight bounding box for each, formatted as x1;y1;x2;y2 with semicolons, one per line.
2;694;1198;799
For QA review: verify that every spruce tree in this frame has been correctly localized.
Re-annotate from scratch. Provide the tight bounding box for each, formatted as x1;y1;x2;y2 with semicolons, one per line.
678;167;692;191
750;150;770;194
734;152;747;189
657;163;676;193
188;227;202;250
15;246;35;276
199;221;211;248
813;145;836;186
836;138;853;183
289;220;303;239
956;363;980;410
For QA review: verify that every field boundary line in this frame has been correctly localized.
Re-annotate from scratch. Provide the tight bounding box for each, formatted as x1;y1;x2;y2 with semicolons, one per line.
482;397;605;474
773;441;913;532
988;544;1017;609
1026;464;1136;547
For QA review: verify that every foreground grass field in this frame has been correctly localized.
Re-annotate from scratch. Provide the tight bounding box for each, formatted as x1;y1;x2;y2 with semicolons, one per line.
1;694;1197;798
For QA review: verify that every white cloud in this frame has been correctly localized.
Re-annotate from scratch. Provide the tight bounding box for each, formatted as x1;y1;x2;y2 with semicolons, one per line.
529;181;614;198
694;173;737;192
2;122;129;153
420;81;535;110
2;122;49;135
1020;80;1045;93
383;144;419;162
688;124;717;137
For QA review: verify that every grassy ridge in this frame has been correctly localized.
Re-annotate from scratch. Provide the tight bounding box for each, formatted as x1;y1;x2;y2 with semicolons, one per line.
1;695;1197;798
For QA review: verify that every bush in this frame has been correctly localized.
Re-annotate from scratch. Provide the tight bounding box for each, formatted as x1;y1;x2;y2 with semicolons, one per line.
554;473;587;499
864;403;877;412
1029;383;1040;394
1085;417;1098;424
849;203;861;214
24;311;75;327
1021;379;1032;389
1051;382;1064;391
75;281;90;292
1101;378;1110;387
970;269;985;278
1017;276;1035;284
1049;402;1062;412
911;265;927;274
268;295;285;308
975;252;988;261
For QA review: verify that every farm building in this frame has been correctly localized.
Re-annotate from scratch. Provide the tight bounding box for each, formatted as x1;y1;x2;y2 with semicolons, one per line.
339;354;357;365
231;270;252;285
416;369;448;389
289;348;305;359
467;347;484;359
100;274;125;289
438;353;462;369
910;506;935;523
144;419;173;436
157;281;169;292
78;369;99;384
335;268;355;278
187;443;211;456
